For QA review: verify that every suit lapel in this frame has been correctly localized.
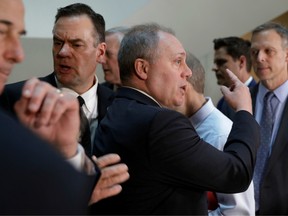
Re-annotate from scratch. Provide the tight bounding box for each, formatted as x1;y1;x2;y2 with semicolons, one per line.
40;72;57;87
250;84;259;115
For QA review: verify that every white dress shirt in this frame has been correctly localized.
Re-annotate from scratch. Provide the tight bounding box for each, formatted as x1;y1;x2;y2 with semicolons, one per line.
55;75;99;172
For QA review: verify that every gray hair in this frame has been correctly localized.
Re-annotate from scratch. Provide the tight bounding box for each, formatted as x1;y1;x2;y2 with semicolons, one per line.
186;52;205;94
252;22;288;48
118;23;175;83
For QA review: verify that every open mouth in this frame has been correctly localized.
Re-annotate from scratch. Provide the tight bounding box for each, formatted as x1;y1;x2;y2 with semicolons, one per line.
60;64;71;69
58;64;72;73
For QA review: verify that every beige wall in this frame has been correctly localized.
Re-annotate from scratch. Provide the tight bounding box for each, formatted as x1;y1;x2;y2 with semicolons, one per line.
8;38;105;84
8;11;288;104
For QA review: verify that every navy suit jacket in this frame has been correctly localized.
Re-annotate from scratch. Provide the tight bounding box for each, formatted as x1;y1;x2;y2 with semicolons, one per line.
217;78;257;121
92;87;259;215
0;107;95;214
251;84;288;215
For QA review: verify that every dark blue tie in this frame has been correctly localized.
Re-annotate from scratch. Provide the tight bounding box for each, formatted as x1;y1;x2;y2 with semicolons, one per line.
254;91;278;210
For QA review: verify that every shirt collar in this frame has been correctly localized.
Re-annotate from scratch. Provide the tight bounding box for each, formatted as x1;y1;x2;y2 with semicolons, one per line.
124;86;162;107
244;76;253;86
54;75;99;114
258;80;288;104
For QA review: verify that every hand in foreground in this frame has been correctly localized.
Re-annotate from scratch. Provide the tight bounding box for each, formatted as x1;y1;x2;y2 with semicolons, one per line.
220;69;252;114
14;78;80;158
89;154;129;204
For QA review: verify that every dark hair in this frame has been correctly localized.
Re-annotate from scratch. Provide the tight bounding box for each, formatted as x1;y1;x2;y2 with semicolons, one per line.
252;22;288;48
186;52;205;94
118;23;174;83
213;37;252;72
54;3;105;44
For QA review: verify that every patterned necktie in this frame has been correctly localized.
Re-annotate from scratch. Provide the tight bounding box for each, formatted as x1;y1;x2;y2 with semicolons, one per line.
254;91;278;210
77;96;92;157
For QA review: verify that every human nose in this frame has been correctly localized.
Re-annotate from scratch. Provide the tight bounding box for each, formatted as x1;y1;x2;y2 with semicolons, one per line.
256;50;265;62
57;43;71;56
212;65;219;73
5;36;25;64
183;63;192;79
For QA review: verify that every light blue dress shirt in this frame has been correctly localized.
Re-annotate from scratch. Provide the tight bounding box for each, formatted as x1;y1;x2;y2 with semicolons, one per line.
188;97;255;216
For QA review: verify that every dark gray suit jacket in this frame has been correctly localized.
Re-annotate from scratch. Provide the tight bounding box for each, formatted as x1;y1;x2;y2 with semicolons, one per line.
251;84;288;215
92;87;259;215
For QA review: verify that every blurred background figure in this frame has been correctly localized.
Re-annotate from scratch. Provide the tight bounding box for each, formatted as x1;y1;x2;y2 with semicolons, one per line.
212;37;257;121
102;26;130;91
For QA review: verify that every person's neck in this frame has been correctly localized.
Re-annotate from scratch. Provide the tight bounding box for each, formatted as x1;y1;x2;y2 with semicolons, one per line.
241;72;251;84
56;76;96;95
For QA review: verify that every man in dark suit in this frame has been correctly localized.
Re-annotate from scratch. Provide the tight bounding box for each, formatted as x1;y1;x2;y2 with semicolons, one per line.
91;23;260;215
0;1;95;213
212;37;257;121
250;22;288;215
0;1;128;214
0;3;115;157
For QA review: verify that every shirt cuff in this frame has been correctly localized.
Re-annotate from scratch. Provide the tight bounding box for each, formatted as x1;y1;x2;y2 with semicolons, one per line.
66;144;85;172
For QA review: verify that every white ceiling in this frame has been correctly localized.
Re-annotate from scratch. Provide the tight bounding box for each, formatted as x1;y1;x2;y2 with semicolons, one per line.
23;0;288;59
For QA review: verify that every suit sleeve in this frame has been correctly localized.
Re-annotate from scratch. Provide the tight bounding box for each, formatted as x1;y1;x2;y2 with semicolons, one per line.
148;110;259;193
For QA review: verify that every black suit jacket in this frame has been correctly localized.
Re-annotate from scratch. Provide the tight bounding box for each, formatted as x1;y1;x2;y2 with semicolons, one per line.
0;72;115;123
217;78;257;121
0;108;95;214
251;84;288;215
92;87;259;215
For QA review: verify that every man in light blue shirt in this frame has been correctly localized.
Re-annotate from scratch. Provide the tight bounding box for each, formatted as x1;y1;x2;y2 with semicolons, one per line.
176;52;255;216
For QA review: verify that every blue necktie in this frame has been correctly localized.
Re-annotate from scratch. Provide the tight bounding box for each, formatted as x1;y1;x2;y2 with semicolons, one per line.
254;91;278;210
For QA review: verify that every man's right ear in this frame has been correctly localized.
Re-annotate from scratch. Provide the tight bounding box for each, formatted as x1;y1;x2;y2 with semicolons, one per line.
134;58;149;80
96;42;107;64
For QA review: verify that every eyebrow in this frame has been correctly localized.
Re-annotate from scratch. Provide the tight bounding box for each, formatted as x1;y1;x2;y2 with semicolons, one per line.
53;36;84;44
0;19;26;35
176;52;186;57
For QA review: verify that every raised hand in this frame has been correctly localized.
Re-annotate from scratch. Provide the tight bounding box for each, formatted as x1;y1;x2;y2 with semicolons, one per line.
220;69;253;114
14;78;80;158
